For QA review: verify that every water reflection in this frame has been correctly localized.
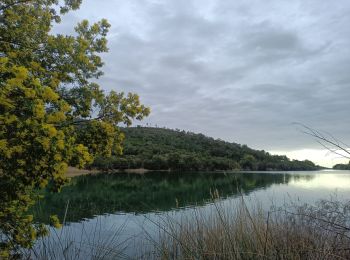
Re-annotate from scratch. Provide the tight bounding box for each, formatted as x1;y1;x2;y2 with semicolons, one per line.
291;171;350;189
33;171;315;224
31;170;350;259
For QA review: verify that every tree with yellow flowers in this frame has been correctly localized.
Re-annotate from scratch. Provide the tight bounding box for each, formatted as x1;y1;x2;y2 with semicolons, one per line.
0;0;150;257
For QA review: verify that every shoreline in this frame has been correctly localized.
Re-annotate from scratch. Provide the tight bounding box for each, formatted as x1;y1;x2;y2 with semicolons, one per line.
66;167;158;177
66;167;328;178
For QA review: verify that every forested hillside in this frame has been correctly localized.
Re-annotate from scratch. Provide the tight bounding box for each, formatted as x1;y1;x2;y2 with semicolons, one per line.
91;127;320;171
333;163;350;170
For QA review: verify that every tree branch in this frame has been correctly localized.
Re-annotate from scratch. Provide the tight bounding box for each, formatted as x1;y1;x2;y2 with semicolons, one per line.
294;122;350;159
0;0;32;12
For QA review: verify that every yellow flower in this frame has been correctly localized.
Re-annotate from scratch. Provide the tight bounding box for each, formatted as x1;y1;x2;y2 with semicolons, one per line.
57;140;65;150
54;154;62;161
40;138;50;151
33;102;45;118
42;87;59;101
47;112;66;123
0;139;8;150
45;125;57;138
24;88;36;98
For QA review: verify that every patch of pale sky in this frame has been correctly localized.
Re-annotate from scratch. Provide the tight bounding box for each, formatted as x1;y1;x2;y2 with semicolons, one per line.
271;149;349;168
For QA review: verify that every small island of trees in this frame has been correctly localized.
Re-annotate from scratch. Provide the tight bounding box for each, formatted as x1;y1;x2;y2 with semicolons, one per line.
333;162;350;170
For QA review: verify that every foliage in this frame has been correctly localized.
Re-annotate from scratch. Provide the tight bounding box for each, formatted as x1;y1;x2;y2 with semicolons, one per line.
333;162;350;170
91;127;321;172
0;0;149;256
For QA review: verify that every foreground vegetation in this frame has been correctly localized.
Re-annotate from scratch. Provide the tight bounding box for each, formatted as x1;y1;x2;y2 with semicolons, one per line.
0;0;149;257
151;198;350;260
91;127;321;172
28;172;350;259
26;197;350;259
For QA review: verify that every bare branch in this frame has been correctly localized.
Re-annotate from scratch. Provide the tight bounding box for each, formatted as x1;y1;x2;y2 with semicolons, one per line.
294;122;350;160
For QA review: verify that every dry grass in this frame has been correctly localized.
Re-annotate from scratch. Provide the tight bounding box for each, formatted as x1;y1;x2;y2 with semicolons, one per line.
18;192;350;259
149;197;350;260
20;214;131;260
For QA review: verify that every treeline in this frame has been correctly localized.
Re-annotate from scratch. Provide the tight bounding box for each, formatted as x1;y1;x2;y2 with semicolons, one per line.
90;127;320;171
333;163;350;170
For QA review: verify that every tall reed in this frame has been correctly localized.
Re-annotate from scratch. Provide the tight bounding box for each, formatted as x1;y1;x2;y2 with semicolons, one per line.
21;216;131;260
150;197;350;259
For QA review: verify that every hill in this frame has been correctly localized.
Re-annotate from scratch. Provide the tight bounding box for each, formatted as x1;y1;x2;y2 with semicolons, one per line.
91;127;320;171
333;163;350;170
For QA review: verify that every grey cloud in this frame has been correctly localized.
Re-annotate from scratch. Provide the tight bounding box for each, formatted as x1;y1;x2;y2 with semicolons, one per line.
243;23;301;51
55;0;350;156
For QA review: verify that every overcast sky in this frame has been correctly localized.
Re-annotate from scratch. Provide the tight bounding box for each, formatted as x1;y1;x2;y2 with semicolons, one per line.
55;0;350;167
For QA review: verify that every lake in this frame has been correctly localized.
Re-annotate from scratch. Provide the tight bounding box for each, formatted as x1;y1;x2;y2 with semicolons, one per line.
32;170;350;258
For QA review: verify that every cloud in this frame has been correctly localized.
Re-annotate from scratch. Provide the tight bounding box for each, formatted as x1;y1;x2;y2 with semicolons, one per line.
54;0;350;159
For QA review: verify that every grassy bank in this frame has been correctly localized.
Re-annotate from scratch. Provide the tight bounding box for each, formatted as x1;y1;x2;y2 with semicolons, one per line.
150;198;350;259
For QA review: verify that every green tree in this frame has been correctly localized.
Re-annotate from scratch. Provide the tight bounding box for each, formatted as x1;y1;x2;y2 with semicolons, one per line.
0;0;149;257
240;154;257;170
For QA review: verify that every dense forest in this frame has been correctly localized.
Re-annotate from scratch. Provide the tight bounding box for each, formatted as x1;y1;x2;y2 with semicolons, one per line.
90;127;320;171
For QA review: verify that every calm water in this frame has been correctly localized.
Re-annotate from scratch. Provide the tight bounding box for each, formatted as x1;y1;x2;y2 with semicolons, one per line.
33;170;350;258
